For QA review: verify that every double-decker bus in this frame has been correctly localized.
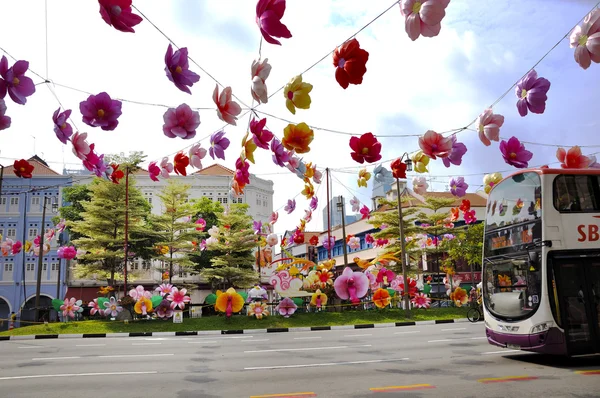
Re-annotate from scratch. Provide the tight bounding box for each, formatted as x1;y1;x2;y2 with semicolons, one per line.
482;168;600;356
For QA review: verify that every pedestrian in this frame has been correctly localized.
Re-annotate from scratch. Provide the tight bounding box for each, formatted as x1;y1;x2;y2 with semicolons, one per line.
9;312;17;330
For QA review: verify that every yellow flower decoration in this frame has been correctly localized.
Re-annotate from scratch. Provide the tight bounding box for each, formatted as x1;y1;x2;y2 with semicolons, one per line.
248;302;269;319
411;151;430;173
241;131;258;164
284;74;313;115
289;266;300;276
215;287;245;317
134;297;153;315
449;287;468;307
302;181;315;199
283;122;314;154
298;219;306;231
24;240;32;253
357;168;371;188
310;289;328;307
483;172;503;194
304;162;315;179
98;286;114;295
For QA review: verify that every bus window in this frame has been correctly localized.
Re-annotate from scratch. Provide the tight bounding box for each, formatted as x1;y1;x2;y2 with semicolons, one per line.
486;172;541;231
553;175;600;212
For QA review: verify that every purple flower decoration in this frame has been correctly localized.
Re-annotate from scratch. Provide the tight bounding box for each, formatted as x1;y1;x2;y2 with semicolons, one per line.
271;138;291;167
275;297;297;318
0;55;36;105
449;176;468;197
80;92;122;131
52;108;73;144
0;99;11;131
253;220;263;234
442;136;467;168
309;196;318;211
250;117;274;149
284;199;296;214
209;131;230;160
500;136;533;169
162;103;200;139
83;145;108;177
322;236;336;250
164;44;200;94
515;69;551;117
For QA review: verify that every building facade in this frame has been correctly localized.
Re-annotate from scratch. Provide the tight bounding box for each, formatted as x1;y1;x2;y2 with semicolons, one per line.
0;156;71;328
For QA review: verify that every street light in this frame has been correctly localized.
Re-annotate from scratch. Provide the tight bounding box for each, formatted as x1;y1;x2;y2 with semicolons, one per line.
393;154;413;317
34;197;58;322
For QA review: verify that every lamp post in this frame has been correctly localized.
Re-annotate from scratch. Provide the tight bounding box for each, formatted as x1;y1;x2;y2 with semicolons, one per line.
34;197;58;322
336;196;349;267
393;154;413;317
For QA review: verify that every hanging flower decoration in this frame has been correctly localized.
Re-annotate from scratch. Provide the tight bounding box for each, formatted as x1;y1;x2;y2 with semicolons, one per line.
248;302;269;319
411;292;431;309
411;151;430;173
483;173;502;194
71;132;91;160
215;287;245;318
333;38;369;89
302;181;315;199
189;143;207;169
52;108;73;144
412;176;428;195
365;234;374;245
349;133;382;164
148;161;161;181
282;122;314;154
360;205;370;220
477;108;504;146
11;240;22;255
350;197;360;213
164;44;200;94
334;267;369;305
347;236;360;250
240;132;258;164
162;104;200;140
270;138;290;167
303;209;313;223
399;0;451;41
284;75;313;114
109;163;125;184
373;165;394;185
60;297;81;319
419;130;453;159
442;136;467;168
0;55;36;105
373;288;391;308
13;159;34;178
173;152;189;176
213;85;242;126
266;233;278;247
499;136;533;169
449;176;468;197
256;0;292;45
570;9;600;70
98;0;143;33
391;158;408;179
357;168;371;187
159;157;174;178
556;146;590;169
449;286;469;307
464;209;477;224
209;131;230;160
57;246;77;260
80;92;122;131
250;117;274;150
251;58;272;103
515;69;551;117
322;236;336;250
167;287;191;310
310;289;327;309
309;196;318;211
0;99;10;131
275;297;297;318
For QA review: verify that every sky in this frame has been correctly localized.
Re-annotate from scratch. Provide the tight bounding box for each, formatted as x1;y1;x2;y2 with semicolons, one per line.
0;0;599;233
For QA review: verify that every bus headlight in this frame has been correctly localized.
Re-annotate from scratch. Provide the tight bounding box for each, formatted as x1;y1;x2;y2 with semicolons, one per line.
530;322;553;334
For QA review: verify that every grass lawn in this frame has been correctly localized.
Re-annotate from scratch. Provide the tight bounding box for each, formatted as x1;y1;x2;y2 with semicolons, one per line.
0;307;468;336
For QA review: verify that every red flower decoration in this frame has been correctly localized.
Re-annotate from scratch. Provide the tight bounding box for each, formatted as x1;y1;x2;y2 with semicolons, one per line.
390;158;407;179
174;153;189;176
309;235;319;246
13;159;34;178
292;230;305;244
333;38;369;89
459;199;471;213
110;163;125;184
349;133;382;164
98;0;143;33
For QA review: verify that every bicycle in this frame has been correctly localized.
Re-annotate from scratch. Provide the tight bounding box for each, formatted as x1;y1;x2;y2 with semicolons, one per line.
467;301;483;323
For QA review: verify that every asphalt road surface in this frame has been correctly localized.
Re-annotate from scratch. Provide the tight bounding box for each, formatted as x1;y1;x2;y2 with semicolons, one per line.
0;321;598;398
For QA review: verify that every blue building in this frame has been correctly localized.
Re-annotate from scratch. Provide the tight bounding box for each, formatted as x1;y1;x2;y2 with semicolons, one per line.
0;156;71;329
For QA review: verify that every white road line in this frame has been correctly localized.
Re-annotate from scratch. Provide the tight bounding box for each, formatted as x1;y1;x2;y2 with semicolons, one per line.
470;337;488;340
0;371;157;381
98;354;174;359
344;334;372;337
188;341;218;344
244;344;371;354
481;349;520;355
245;358;409;370
394;331;420;335
242;339;269;342
293;336;322;340
428;339;453;343
442;327;466;331
132;343;162;346
17;346;40;349
32;356;81;361
76;344;106;347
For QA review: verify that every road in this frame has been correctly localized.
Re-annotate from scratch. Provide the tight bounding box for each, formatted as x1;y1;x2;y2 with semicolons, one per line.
0;321;598;398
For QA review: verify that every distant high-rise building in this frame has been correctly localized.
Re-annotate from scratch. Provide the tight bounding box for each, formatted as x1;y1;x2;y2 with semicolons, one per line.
322;196;358;230
371;178;393;210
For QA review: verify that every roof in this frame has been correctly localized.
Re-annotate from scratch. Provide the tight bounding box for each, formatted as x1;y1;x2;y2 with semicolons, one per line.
7;156;61;177
193;164;234;176
424;192;487;207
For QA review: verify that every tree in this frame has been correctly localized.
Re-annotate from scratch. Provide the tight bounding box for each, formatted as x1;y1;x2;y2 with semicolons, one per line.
56;184;92;241
104;151;147;172
151;180;202;283
189;197;224;271
442;222;484;271
69;177;153;285
201;203;258;289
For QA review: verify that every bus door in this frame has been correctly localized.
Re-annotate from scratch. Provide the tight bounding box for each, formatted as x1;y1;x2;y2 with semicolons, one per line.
553;257;600;355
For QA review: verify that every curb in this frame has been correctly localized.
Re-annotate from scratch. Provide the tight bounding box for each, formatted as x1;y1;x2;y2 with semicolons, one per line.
0;318;478;341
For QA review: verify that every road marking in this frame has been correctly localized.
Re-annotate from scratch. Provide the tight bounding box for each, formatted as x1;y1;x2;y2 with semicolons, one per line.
76;344;106;347
393;331;420;335
343;334;372;337
575;370;600;375
441;327;466;331
242;339;270;342
250;393;316;398
0;371;157;381
132;343;162;346
480;349;520;355
470;337;487;340
188;341;218;344
478;375;538;384
370;384;435;392
245;358;409;370
17;346;40;349
32;356;80;361
98;354;174;359
428;339;453;343
293;336;322;340
245;344;371;353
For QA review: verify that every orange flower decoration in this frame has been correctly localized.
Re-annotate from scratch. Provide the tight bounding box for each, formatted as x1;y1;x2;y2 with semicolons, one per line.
282;122;314;154
556;146;589;169
373;288;391;308
449;287;468;307
450;207;460;222
315;270;333;288
302;181;315;199
174;152;189;176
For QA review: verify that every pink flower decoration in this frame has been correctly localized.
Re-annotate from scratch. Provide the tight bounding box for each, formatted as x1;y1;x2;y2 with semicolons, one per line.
275;297;297;317
0;55;36;105
57;246;77;260
499;136;533;169
556;146;590;169
464;209;477;224
271;138;291;167
411;292;431;309
399;0;451;41
155;283;174;296
213;85;241;126
98;0;143;33
515;69;551;117
309;196;318;211
347;236;360;250
71;132;91;160
570;9;600;70
256;0;292;46
303;209;313;223
80;92;122;131
449;176;468;198
349;197;360;213
250;117;274;149
167;287;191;310
360;205;370;220
269;211;278;225
162;103;200;140
418;130;453;160
477;108;504;146
129;285;150;300
195;218;206;231
412;176;428;195
235;158;251;186
251;58;272;103
159;157;174;179
334;267;369;305
284;199;296;214
52;108;73;144
365;234;374;244
188;143;207;169
0;99;11;131
148;161;161;182
60;297;80;319
375;238;389;247
164;44;200;94
11;240;22;255
88;299;104;316
376;268;396;285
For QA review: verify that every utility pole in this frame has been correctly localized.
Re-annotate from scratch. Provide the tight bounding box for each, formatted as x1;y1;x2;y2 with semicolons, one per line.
34;197;49;322
396;179;411;318
337;196;349;267
123;167;129;294
0;164;4;205
326;168;332;259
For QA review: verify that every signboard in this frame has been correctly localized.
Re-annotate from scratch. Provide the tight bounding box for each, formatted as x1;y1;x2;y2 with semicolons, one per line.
485;221;541;256
455;272;481;283
173;310;183;324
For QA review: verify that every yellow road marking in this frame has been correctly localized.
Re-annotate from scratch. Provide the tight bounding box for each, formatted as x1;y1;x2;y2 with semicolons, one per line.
575;370;600;375
478;375;538;383
370;384;435;392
